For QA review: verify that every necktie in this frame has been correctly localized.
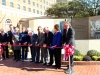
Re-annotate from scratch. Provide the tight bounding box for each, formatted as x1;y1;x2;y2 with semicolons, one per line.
38;33;41;40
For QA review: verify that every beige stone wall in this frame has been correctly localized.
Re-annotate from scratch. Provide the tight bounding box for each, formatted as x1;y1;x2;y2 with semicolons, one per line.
72;17;89;40
75;40;100;54
75;40;89;54
29;19;54;33
89;40;100;52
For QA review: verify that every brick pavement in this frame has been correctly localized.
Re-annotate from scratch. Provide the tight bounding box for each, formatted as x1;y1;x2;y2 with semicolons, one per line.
0;58;100;75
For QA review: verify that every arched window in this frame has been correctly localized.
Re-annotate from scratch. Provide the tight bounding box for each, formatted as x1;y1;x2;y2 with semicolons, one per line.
5;19;12;24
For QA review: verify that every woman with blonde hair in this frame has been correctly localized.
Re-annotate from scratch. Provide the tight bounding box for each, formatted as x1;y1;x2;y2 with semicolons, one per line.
13;27;21;62
51;24;62;69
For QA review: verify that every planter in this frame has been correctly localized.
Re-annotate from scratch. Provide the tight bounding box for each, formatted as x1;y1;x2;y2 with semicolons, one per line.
62;61;100;65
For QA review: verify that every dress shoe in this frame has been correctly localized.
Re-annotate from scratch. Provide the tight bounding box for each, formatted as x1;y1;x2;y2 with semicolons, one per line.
66;65;74;67
47;64;52;66
22;60;24;62
52;65;56;67
55;67;61;69
43;63;47;65
30;61;34;62
13;58;16;61
35;61;39;63
16;59;19;62
40;61;43;63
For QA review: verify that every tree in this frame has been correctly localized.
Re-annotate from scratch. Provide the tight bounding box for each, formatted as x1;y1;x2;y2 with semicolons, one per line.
79;0;100;16
46;2;68;17
67;0;91;18
45;0;100;18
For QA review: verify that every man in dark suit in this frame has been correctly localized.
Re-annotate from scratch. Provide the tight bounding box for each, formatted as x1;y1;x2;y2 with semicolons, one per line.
7;24;14;59
8;24;14;44
62;22;75;69
43;27;53;65
19;27;29;61
0;29;8;59
28;31;38;62
36;26;45;63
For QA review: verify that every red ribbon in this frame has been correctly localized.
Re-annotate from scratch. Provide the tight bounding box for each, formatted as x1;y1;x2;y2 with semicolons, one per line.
0;44;62;48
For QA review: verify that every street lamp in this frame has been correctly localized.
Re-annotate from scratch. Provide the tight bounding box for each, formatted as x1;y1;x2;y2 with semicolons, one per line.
71;16;73;27
65;11;74;74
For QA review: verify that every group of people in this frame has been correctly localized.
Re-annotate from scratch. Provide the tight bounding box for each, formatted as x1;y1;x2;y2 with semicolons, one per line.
0;22;75;70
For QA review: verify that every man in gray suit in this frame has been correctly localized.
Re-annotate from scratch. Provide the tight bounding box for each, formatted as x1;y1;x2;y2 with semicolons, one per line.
37;26;45;63
28;31;38;62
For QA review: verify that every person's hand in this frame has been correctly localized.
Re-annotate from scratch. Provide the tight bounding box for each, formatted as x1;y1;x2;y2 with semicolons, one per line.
23;42;27;45
43;44;46;48
19;43;21;45
63;43;66;46
29;44;32;46
2;43;6;46
37;44;40;46
28;44;30;46
52;45;56;48
8;42;11;46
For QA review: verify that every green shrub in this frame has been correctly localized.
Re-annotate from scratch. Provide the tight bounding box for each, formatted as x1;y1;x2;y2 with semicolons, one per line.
83;55;92;61
74;49;81;56
87;50;98;57
74;56;83;61
92;56;98;61
98;56;100;61
81;54;86;57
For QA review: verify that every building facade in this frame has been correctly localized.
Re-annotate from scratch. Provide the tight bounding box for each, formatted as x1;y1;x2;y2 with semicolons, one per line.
0;0;56;32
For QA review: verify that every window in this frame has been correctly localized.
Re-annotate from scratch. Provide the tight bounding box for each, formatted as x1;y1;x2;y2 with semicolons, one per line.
28;0;30;4
17;4;20;9
33;2;35;6
23;0;25;3
40;5;42;9
40;11;42;15
5;19;12;24
44;12;46;15
37;10;39;14
2;0;6;5
46;2;48;5
10;2;14;7
40;0;42;2
28;8;31;12
33;9;35;13
37;4;39;7
23;6;26;11
43;0;45;4
44;6;45;10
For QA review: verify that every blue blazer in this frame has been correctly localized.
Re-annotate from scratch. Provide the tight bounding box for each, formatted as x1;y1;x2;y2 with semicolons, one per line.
19;32;28;44
52;32;62;47
29;33;38;45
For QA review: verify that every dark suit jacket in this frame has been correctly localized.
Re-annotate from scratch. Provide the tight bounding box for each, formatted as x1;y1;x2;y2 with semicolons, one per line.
62;28;75;46
37;32;45;46
52;32;62;47
44;31;53;46
19;32;29;44
29;33;38;45
7;30;14;44
0;33;8;44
